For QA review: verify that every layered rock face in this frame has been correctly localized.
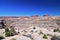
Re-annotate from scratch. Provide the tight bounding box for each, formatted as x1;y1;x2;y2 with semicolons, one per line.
0;15;60;29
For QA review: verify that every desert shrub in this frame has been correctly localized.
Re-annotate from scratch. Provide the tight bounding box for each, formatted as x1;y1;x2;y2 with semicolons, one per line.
56;29;60;33
0;35;4;40
5;28;10;37
10;38;16;40
43;34;48;39
53;29;60;32
10;32;14;36
33;27;36;29
53;29;58;32
5;28;9;32
5;31;14;37
5;32;10;37
5;28;16;37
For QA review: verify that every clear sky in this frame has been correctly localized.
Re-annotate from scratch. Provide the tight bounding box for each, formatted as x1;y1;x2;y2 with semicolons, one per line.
0;0;60;16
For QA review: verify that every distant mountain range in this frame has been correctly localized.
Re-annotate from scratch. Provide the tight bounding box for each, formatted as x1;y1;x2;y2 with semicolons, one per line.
0;15;60;29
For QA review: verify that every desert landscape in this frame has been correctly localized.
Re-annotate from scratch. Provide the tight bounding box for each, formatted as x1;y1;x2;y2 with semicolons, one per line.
0;0;60;40
0;15;60;40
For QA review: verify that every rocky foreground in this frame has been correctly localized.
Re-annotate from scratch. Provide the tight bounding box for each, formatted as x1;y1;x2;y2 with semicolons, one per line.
0;26;59;40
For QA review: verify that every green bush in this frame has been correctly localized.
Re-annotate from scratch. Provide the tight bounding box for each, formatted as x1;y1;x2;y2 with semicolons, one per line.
5;28;10;37
10;32;14;36
0;35;4;40
5;31;14;37
5;32;10;37
5;28;9;32
43;34;48;39
5;28;16;37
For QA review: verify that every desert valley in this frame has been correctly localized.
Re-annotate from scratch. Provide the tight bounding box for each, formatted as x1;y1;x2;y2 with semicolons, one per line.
0;15;60;40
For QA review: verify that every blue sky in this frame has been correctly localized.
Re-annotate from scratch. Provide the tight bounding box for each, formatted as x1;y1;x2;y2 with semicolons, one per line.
0;0;60;16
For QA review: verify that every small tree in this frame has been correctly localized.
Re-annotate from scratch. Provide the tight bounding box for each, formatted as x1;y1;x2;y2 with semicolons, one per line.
43;34;48;39
5;27;16;37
